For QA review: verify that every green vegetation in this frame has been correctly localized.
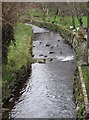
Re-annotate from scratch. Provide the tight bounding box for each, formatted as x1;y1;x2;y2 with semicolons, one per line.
20;8;43;22
26;8;43;18
2;23;33;83
28;8;87;30
74;69;84;119
82;65;89;99
46;16;87;29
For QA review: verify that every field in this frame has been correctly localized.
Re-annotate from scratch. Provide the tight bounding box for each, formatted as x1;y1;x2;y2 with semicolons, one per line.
26;8;87;30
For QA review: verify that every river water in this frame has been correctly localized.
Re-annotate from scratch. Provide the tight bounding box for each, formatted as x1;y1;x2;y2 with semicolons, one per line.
3;24;77;119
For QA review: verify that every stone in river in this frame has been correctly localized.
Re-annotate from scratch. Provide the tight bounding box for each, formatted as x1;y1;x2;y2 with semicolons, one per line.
49;58;53;61
39;54;44;56
49;52;55;54
58;40;60;42
46;44;50;47
60;51;62;54
44;55;48;58
37;59;46;63
32;54;35;57
56;45;58;47
51;46;54;49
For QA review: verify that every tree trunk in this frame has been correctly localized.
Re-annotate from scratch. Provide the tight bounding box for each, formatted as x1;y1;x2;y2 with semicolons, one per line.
77;15;83;27
58;8;60;16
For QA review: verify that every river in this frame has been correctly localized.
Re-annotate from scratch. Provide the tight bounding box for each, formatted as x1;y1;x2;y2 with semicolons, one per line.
2;24;77;119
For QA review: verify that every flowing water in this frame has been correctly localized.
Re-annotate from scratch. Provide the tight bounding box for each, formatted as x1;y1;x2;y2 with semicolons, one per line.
3;24;77;119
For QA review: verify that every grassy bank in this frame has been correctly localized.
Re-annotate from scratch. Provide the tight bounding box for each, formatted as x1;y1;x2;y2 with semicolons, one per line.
50;16;87;28
3;23;32;82
26;8;87;30
74;69;84;119
81;65;89;100
2;23;33;102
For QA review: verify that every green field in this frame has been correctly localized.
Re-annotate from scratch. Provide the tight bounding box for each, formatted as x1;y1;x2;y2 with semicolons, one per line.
27;8;87;30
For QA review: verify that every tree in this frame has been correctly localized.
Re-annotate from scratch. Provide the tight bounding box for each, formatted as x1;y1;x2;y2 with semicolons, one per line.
74;2;87;28
2;3;18;63
2;2;30;64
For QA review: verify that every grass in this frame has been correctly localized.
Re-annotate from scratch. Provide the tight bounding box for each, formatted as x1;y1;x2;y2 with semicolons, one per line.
74;68;85;119
27;8;87;30
26;8;43;18
49;16;87;29
81;65;89;99
2;23;32;83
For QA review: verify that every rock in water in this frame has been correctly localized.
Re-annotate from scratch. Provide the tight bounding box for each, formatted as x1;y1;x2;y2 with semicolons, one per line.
37;59;46;63
32;54;34;57
39;54;44;56
60;51;62;54
58;40;60;42
56;45;58;47
44;55;47;58
2;108;10;112
49;52;55;54
51;46;53;49
49;58;53;61
46;44;50;47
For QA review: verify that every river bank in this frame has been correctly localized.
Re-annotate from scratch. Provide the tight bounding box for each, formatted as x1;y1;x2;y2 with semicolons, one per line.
2;23;33;105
